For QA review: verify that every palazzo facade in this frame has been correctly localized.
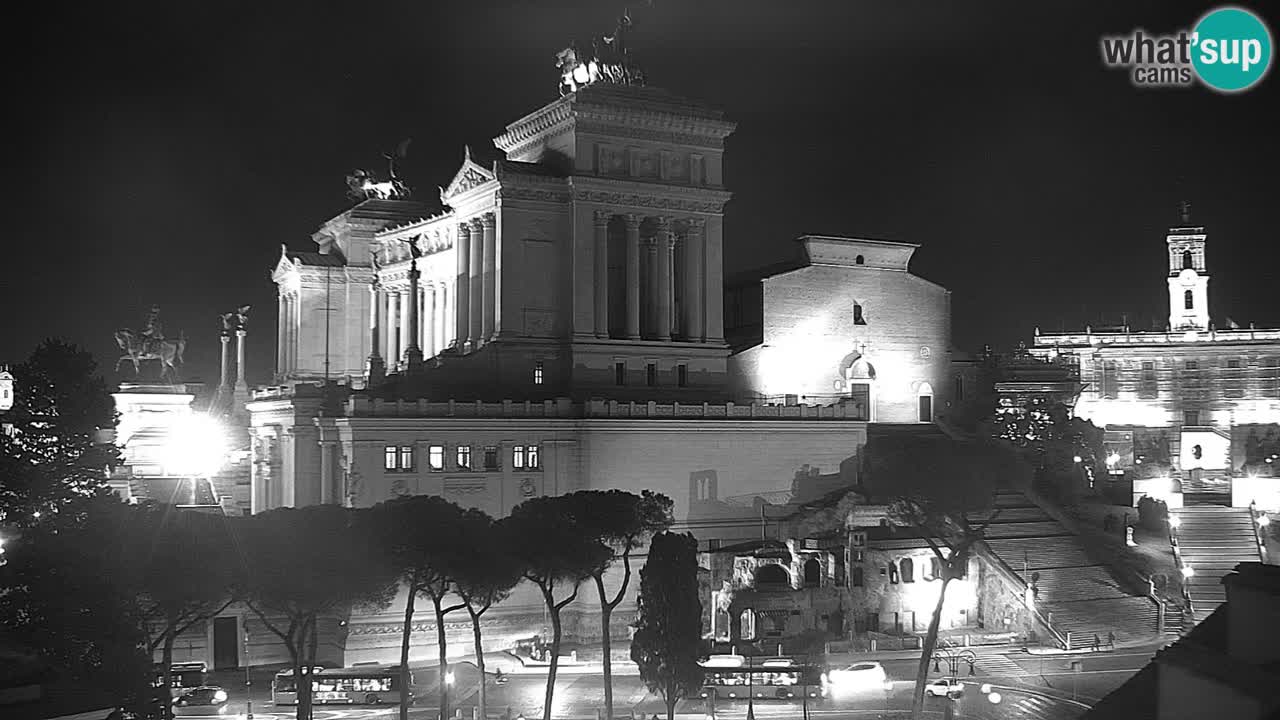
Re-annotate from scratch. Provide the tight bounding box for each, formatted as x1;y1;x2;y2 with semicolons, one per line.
1031;216;1280;509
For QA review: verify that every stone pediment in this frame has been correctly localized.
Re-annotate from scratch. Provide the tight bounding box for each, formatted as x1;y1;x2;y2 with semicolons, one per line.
271;244;298;283
440;147;495;204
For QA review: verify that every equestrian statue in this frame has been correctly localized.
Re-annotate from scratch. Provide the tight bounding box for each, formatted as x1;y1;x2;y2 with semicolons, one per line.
115;305;186;382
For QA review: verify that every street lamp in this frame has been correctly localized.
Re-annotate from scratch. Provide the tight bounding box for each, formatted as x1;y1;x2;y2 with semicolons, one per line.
1181;565;1195;579
244;629;253;720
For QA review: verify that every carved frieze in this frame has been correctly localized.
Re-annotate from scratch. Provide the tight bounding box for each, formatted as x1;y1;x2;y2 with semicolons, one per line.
572;190;726;214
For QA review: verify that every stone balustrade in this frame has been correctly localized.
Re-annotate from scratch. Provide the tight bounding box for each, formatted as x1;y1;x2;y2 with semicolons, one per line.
339;396;867;420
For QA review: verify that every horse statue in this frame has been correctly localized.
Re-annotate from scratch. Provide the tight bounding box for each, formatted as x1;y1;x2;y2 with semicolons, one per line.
115;329;186;382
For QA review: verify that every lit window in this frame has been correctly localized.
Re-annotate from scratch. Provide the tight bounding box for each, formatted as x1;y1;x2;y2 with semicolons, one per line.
384;446;397;471
615;362;626;386
677;364;688;388
398;446;414;471
534;361;544;385
646;363;657;387
527;444;540;469
484;446;499;470
456;445;471;470
428;445;444;471
513;445;525;469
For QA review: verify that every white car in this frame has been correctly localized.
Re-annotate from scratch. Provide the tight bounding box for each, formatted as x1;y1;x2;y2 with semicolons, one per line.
824;661;888;692
925;677;965;698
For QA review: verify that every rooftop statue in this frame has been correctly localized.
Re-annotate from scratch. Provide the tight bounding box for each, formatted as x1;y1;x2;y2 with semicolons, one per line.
347;141;412;201
557;8;645;96
115;306;186;382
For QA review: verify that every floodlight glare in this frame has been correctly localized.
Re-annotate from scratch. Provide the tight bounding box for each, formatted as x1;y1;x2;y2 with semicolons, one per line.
162;413;228;477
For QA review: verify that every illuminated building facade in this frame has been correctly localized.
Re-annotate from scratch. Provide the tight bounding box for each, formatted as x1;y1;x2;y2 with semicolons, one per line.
236;77;956;667
1031;215;1280;509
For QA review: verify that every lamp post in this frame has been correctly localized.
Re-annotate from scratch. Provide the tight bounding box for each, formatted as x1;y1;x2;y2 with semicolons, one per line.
244;629;253;720
745;655;755;720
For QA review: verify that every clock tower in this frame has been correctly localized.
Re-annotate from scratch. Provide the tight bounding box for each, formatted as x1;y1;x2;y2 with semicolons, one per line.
1166;201;1209;331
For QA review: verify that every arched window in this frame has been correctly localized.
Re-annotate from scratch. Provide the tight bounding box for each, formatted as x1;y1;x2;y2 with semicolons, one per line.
930;557;942;580
803;558;821;587
853;304;866;325
855;254;865;265
900;558;915;583
851;566;864;587
1184;290;1194;310
755;564;789;587
1183;250;1193;270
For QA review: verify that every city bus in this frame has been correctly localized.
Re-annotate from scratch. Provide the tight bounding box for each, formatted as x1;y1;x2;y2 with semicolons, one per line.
272;665;416;705
698;656;824;701
154;662;209;698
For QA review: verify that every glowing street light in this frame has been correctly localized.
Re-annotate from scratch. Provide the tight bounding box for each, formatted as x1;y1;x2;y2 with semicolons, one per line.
1106;452;1121;467
1257;514;1271;528
444;671;455;686
1168;515;1181;529
1073;455;1083;464
1181;565;1195;579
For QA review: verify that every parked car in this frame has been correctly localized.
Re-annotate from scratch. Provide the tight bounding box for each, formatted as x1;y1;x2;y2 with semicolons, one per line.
924;677;965;698
172;686;230;715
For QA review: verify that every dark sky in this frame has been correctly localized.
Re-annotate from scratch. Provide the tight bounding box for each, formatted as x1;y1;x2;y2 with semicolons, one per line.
3;1;1278;389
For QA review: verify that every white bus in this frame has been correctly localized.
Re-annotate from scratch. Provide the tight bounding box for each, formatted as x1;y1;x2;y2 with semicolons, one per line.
272;665;415;706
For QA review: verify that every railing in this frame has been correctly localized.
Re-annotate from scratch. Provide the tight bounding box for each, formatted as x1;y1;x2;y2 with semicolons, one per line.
1034;327;1280;346
339;396;873;420
1250;501;1269;562
1168;513;1195;618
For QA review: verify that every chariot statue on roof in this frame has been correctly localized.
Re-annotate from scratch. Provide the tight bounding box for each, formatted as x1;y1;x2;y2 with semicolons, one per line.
556;7;645;96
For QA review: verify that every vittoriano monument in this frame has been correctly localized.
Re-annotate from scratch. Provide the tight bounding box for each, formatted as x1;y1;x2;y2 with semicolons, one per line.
555;8;646;96
115;305;186;382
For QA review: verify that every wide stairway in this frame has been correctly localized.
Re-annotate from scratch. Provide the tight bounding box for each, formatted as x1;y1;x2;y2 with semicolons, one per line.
1173;506;1262;623
978;490;1160;649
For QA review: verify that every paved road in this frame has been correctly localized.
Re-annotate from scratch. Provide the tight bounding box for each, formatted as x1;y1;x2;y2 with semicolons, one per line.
198;643;1163;720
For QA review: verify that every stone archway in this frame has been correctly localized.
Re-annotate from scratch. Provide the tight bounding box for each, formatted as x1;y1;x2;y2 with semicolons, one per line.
916;381;934;423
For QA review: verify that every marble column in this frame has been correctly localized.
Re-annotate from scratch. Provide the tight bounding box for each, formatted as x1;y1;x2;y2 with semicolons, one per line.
455;224;471;350
683;218;706;342
624;214;642;340
276;294;286;377
646;237;659;339
235;328;248;391
404;261;423;373
319;439;336;505
705;216;726;343
593;210;610;338
468;218;484;349
219;333;231;399
366;284;385;385
399;288;413;370
655;216;673;341
481;213;497;341
424;284;436;358
386;290;400;368
286;294;297;374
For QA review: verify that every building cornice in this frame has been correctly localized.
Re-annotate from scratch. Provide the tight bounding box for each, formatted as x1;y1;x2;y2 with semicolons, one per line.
569;176;732;215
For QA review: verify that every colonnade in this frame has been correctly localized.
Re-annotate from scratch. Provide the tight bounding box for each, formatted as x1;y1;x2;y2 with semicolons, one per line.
276;290;301;375
594;212;710;342
369;278;455;371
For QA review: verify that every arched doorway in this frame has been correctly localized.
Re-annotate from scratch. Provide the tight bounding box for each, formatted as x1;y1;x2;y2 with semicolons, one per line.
803;558;821;587
845;357;877;421
916;382;934;423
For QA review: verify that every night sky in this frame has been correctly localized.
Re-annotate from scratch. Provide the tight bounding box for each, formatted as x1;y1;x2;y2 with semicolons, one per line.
4;1;1278;389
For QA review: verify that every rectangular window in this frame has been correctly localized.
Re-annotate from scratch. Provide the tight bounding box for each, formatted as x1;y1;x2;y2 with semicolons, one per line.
954;376;964;401
1225;358;1244;398
677;364;688;388
527;444;540;469
646;363;657;387
1102;361;1118;399
615;362;626;386
398;446;414;471
1183;410;1200;427
483;446;499;471
533;361;544;385
1185;360;1199;371
1227;359;1241;369
513;445;525;469
1139;361;1158;399
384;445;397;471
428;445;444;471
456;445;471;470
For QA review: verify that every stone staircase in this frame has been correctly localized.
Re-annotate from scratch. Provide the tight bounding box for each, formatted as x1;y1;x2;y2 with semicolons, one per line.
976;490;1160;649
1172;506;1262;623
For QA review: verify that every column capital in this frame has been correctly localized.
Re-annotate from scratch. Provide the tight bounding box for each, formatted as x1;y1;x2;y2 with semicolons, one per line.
236;329;247;339
469;216;485;232
593;210;612;227
457;222;472;237
687;216;707;231
480;211;496;229
654;216;673;233
623;213;642;231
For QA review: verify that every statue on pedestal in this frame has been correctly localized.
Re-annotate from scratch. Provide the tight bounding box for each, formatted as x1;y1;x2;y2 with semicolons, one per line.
115;306;186;382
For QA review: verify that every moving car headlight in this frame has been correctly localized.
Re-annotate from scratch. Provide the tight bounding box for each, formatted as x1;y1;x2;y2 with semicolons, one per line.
213;690;228;703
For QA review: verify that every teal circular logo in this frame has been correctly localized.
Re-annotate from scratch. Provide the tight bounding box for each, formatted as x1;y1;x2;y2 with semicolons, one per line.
1192;7;1273;92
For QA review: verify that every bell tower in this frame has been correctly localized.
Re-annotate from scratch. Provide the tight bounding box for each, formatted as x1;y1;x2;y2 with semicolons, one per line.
1166;201;1209;331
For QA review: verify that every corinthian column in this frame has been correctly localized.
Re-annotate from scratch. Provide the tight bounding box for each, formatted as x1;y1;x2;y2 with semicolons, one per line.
469;218;484;349
481;213;497;341
235;328;248;392
684;218;706;342
275;294;286;379
386;290;399;368
424;284;436;358
455;224;470;350
624;214;641;340
655;216;673;341
593;210;610;338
